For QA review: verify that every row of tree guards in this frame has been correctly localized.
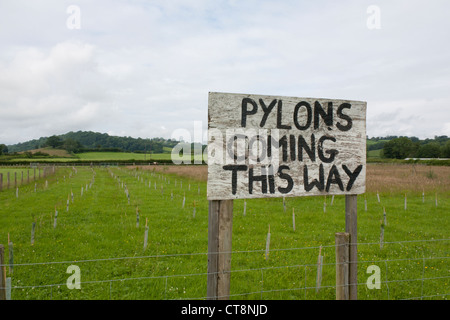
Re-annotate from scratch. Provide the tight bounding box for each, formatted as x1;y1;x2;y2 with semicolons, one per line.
0;166;56;191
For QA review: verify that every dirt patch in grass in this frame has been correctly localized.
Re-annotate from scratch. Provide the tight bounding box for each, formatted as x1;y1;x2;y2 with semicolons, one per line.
366;163;450;193
132;164;450;194
130;165;208;182
24;147;73;157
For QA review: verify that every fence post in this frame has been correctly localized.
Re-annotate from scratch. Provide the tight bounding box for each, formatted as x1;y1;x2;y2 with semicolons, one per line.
0;245;6;300
345;194;358;300
335;232;350;300
207;199;233;300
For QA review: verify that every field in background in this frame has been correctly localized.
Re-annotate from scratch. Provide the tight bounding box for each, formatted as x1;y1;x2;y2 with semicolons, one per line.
0;163;448;300
140;163;450;194
76;152;172;161
0;151;175;162
26;148;72;158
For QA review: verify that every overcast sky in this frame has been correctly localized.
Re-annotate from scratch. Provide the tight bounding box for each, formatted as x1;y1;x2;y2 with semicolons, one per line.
1;0;449;145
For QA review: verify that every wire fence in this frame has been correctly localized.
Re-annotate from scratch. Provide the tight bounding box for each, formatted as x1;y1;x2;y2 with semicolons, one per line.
2;238;449;300
1;165;448;300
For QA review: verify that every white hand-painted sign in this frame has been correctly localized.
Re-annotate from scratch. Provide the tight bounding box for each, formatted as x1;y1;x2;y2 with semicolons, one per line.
207;92;366;200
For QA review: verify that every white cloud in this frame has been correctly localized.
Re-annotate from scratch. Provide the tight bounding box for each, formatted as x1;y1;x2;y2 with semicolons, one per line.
0;40;118;143
1;0;450;145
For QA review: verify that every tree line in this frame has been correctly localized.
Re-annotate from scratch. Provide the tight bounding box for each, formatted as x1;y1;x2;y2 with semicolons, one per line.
369;135;450;159
5;131;180;154
3;131;449;160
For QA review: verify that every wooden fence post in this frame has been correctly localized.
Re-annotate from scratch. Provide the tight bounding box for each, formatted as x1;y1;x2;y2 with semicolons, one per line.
207;199;233;300
345;195;358;300
335;232;350;300
0;245;6;300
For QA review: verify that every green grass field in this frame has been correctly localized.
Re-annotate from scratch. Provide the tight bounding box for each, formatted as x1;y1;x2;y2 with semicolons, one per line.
75;152;172;161
0;152;174;162
0;165;448;300
367;149;382;158
0;151;202;163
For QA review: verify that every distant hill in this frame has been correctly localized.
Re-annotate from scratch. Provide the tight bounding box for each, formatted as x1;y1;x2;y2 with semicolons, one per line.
6;131;181;154
7;132;448;160
367;135;450;159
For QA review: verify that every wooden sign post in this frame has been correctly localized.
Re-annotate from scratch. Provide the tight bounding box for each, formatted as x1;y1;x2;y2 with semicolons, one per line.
345;194;358;300
207;92;366;300
207;199;233;300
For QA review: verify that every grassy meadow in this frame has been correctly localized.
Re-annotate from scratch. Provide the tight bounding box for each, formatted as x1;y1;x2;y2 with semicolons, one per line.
0;163;448;300
1;151;174;162
1;147;202;163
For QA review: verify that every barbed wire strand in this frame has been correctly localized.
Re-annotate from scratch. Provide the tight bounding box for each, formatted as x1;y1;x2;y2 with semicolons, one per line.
2;238;448;267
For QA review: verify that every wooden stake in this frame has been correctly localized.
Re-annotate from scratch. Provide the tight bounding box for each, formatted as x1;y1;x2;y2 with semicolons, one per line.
404;193;407;210
335;232;349;300
193;201;196;218
292;208;296;231
5;277;11;300
31;221;36;245
265;225;271;260
54;207;58;229
207;199;233;300
316;245;323;293
0;245;5;300
345;194;357;300
8;235;13;275
136;207;140;228
143;218;149;250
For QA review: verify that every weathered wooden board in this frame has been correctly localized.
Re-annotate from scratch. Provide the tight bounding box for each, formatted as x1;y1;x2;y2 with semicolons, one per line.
207;92;366;200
